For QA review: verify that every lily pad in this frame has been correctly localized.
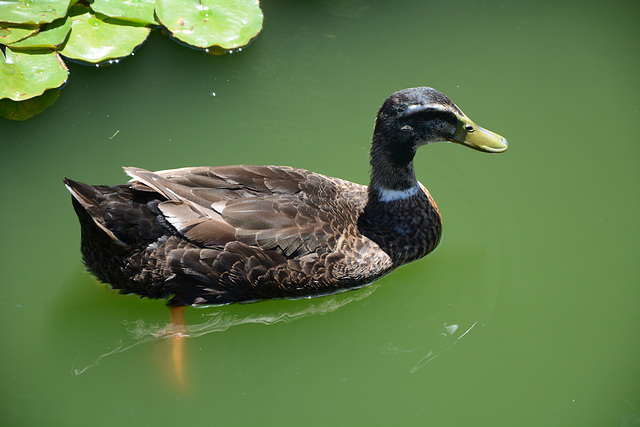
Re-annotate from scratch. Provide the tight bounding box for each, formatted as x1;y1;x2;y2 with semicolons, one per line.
8;16;71;49
0;23;39;44
58;6;150;64
91;0;158;25
0;88;60;120
0;47;68;101
0;0;72;24
156;0;263;50
0;63;26;99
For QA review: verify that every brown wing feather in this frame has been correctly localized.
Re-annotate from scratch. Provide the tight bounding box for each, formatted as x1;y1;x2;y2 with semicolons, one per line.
162;240;357;305
124;165;362;258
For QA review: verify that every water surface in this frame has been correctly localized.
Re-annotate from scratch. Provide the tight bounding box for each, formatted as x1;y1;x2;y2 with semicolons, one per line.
1;1;638;426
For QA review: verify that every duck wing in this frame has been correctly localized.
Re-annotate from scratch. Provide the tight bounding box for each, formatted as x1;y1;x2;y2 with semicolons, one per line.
125;165;365;258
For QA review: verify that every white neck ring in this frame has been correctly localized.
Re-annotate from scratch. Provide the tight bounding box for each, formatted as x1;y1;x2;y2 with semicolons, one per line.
376;184;421;202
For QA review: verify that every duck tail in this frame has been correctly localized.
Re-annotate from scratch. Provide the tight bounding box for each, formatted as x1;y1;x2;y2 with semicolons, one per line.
63;178;127;246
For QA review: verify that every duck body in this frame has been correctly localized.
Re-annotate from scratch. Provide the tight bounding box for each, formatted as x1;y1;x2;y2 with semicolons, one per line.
66;87;507;306
65;165;440;305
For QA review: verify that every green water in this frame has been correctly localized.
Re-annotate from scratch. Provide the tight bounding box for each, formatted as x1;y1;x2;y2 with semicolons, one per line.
1;1;638;425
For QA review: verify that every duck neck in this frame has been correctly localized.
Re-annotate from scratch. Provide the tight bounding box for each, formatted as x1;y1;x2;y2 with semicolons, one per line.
368;133;419;201
360;134;442;265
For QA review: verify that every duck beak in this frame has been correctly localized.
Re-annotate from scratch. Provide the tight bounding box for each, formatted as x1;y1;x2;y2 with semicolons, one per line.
450;116;508;153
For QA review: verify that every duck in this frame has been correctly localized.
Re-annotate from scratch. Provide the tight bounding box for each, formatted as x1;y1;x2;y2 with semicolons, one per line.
65;87;508;308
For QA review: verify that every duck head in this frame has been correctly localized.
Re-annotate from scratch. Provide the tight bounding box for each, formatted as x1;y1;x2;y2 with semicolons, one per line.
368;87;508;193
372;87;508;166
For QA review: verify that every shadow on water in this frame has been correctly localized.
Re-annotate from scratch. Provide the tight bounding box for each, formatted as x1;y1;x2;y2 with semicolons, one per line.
70;282;383;376
61;276;484;379
53;228;501;389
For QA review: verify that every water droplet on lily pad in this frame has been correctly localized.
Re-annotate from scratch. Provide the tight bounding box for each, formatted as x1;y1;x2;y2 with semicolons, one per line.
0;24;39;45
1;64;20;78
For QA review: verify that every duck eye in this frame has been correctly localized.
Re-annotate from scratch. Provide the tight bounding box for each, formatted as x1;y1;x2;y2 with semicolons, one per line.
464;124;474;133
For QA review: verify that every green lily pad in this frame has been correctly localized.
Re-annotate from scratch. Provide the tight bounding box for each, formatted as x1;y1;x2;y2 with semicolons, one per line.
8;16;71;49
0;63;26;99
156;0;263;50
0;47;68;101
91;0;158;25
58;6;150;64
0;23;39;44
0;88;60;120
0;0;72;25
